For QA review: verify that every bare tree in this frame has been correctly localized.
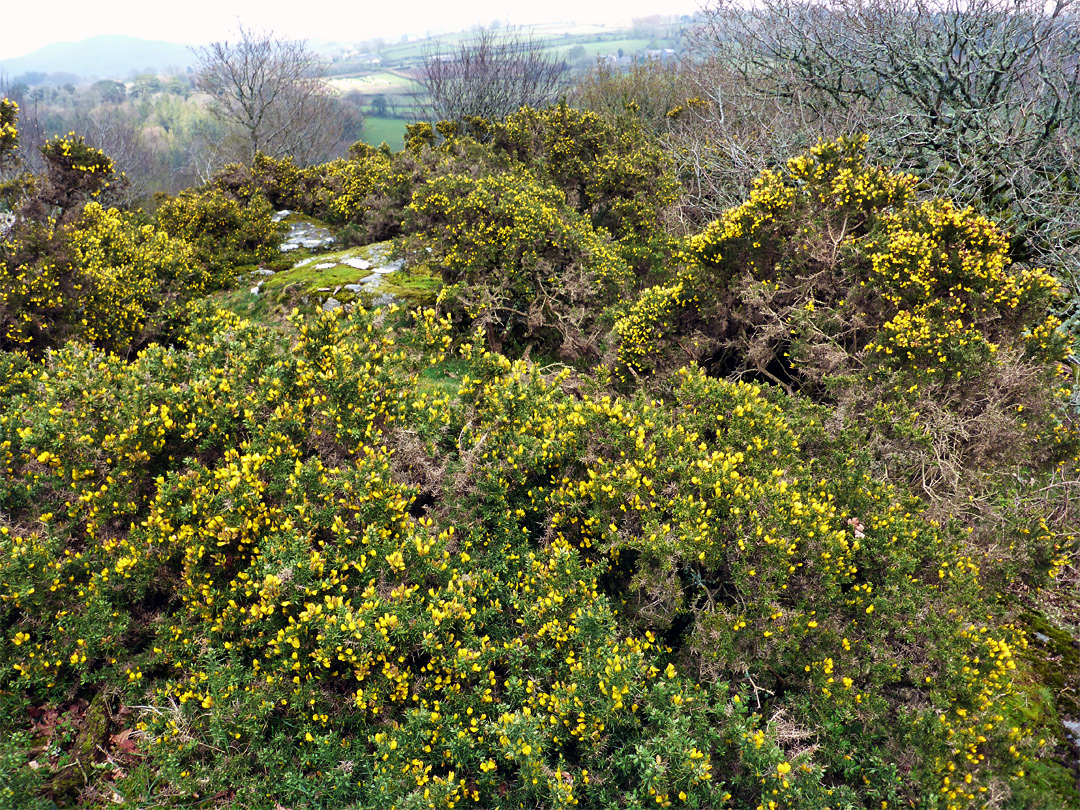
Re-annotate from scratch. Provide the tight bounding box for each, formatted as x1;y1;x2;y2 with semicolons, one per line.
419;26;567;126
76;107;163;205
0;77;46;176
193;25;360;167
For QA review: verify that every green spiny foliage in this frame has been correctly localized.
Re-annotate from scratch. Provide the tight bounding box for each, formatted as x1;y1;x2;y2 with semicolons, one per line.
490;103;680;274
616;136;1074;493
0;113;1077;810
0;306;1073;808
36;134;118;217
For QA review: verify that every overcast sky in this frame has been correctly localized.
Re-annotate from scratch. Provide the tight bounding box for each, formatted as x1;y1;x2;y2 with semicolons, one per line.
1;0;701;60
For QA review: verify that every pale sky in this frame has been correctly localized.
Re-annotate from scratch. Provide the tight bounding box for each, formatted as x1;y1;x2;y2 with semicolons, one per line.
1;0;702;60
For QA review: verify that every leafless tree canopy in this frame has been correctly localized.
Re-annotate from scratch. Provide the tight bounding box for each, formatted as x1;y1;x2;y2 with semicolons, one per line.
682;0;1080;285
420;26;567;125
193;26;360;167
75;108;164;204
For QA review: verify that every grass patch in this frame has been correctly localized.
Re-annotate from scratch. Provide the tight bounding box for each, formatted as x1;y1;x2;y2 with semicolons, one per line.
417;354;472;397
211;284;288;327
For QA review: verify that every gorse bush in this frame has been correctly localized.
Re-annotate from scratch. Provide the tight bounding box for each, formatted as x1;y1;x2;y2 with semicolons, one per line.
0;308;781;808
0;306;1073;808
0;202;200;355
212;145;413;243
0;98;19;187
408;168;630;358
35;134;117;216
0;95;1077;810
488;104;680;271
154;187;280;280
616;136;1074;495
0;107;218;357
396;105;681;357
614;138;1079;627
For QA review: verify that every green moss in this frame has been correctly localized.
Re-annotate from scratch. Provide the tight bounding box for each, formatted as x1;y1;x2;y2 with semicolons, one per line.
375;267;442;305
248;240;443;310
1011;610;1080;808
281;211;332;229
260;245;384;301
45;691;110;803
1021;610;1080;718
263;262;372;293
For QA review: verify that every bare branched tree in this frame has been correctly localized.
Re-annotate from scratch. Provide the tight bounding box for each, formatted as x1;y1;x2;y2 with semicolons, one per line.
193;25;360;167
685;0;1080;286
76;108;163;205
0;77;46;177
419;26;567;126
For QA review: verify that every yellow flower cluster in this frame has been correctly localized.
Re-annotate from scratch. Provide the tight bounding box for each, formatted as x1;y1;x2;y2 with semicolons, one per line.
319;153;403;224
614;282;688;375
0;202;198;351
865;199;1064;377
0;308;740;807
155;188;280;278
40;134;114;198
0;98;18;158
787;134;916;211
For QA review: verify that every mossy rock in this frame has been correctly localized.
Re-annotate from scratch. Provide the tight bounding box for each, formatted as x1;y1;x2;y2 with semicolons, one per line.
44;691;110;803
1014;610;1080;808
280;211;332;229
1022;610;1080;718
243;240;441;312
368;267;441;306
260;244;382;300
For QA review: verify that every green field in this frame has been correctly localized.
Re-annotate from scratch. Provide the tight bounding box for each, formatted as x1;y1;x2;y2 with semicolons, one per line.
578;38;655;57
330;72;419;96
353;24;682;71
360;116;408;149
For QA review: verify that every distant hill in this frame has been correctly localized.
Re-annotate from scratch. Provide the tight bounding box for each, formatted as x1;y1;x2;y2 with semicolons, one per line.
0;35;195;80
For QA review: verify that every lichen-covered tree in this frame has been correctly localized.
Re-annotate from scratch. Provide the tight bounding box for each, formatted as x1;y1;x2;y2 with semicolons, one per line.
682;0;1080;292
